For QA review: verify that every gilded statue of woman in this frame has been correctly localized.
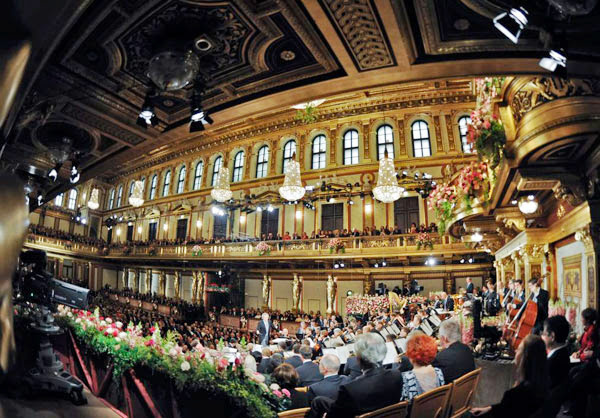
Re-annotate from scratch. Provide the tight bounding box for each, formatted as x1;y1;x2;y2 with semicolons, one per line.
326;275;336;314
292;274;302;312
262;275;271;306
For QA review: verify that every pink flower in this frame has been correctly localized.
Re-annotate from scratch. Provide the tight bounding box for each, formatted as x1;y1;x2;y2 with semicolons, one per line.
150;326;156;333
483;120;491;129
282;389;291;397
145;339;155;347
112;329;118;337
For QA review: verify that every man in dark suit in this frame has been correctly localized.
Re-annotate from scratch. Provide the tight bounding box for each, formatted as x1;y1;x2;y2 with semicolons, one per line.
257;347;272;374
529;278;550;334
433;318;475;382
441;292;454;312
296;345;323;386
311;333;404;418
307;354;348;402
542;315;571;388
466;277;474;294
256;312;272;346
284;343;303;368
342;355;362;380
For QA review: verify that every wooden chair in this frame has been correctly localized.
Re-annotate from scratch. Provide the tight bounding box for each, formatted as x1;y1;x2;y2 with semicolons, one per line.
409;383;452;418
278;407;310;418
446;368;482;418
295;386;309;392
356;401;409;418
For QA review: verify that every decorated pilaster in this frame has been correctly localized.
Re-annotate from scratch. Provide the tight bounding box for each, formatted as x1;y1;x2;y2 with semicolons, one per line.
292;273;302;312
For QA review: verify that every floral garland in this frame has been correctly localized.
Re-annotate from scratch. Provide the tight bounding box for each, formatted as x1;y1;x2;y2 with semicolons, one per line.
53;306;283;418
457;161;491;210
256;241;271;256
192;245;203;256
416;232;433;250
346;295;389;315
206;283;231;293
428;184;458;234
458;313;475;346
549;300;578;328
327;238;345;254
467;77;506;170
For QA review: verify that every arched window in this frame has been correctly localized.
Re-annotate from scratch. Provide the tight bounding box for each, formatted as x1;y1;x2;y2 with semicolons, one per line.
411;120;431;158
55;193;64;207
282;140;297;173
232;151;244;182
107;189;115;209
193;162;204;190
67;189;78;210
256;146;269;178
376;124;394;160
177;166;186;193
162;170;171;197
116;185;123;207
343;129;359;165
129;181;135;199
311;135;327;169
458;116;473;153
212;156;223;186
149;175;158;200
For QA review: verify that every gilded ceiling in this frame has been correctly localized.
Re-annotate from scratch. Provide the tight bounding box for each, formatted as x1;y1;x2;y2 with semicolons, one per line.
3;0;600;201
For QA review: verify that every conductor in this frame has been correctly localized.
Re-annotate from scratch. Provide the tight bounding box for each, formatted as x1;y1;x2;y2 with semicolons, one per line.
257;312;273;346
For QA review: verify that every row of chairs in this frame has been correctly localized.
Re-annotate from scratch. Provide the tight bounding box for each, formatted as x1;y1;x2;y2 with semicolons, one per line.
279;368;482;418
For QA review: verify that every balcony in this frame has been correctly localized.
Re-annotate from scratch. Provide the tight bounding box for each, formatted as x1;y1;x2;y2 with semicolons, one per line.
24;233;482;261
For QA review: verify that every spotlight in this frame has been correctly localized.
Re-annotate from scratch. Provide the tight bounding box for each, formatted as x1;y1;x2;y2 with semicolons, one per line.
48;163;61;182
347;199;354;205
119;216;123;221
189;103;213;133
471;232;483;242
76;216;80;222
493;7;528;44
468;257;474;264
218;270;222;276
137;94;158;128
539;49;567;72
37;193;43;206
128;221;133;226
346;290;353;297
382;260;387;267
425;257;436;266
460;258;465;263
81;218;87;225
334;262;340;269
256;206;263;212
340;261;345;268
267;205;274;212
511;199;518;205
401;170;408;178
326;196;332;203
70;164;80;184
374;262;379;268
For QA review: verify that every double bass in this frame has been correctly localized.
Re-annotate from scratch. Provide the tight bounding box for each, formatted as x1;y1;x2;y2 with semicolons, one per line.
502;293;537;351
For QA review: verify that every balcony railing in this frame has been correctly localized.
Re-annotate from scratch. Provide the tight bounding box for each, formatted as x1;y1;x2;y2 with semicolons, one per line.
25;232;478;259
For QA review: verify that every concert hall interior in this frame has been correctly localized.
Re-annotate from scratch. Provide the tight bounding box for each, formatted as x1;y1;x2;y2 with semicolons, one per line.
1;1;600;417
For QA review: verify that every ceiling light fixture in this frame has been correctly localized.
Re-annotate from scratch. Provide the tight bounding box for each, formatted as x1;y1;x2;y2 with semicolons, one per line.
539;49;567;72
373;149;401;203
88;188;100;210
211;166;233;203
468;257;474;264
129;180;145;207
70;163;80;184
137;93;159;128
471;232;483;242
460;258;465;263
493;7;528;43
518;194;539;214
279;153;305;202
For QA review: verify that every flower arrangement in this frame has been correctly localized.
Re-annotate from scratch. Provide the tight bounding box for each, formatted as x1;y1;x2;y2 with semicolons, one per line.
294;103;318;124
416;232;433;250
327;238;345;254
428;184;458;234
148;246;157;256
466;77;506;169
206;283;231;293
267;383;292;412
457;161;491;209
256;241;272;256
459;313;474;346
192;245;202;256
346;295;389;315
53;305;281;418
550;300;578;328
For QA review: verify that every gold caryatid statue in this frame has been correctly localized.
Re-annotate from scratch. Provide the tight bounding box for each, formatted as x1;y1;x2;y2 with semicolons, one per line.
159;271;166;296
131;269;138;291
292;274;302;312
262;275;271;307
326;275;337;314
174;271;181;299
191;272;199;302
198;272;205;303
145;269;152;294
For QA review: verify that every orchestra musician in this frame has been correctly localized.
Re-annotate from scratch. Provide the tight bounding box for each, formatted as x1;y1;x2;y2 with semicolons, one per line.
501;279;515;314
466;277;474;294
509;280;525;311
528;277;549;335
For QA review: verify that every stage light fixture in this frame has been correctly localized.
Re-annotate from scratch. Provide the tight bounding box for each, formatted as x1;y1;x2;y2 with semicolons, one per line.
334;262;339;269
70;164;80;184
348;199;354;205
48;163;61;182
137;94;159;128
511;199;518;205
81;218;87;225
493;7;528;43
539;49;567;72
267;205;274;212
382;260;387;267
468;257;474;264
374;262;379;268
340;261;345;268
346;290;353;296
189;93;213;133
460;258;465;263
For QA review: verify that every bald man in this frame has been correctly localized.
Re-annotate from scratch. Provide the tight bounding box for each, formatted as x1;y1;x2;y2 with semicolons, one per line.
307;354;349;402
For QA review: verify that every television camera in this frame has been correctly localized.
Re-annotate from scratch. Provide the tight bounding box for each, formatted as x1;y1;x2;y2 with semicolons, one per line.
13;249;90;405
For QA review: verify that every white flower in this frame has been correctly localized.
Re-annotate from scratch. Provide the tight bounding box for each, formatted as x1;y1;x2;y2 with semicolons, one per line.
106;318;113;324
67;312;73;318
119;332;127;339
100;320;106;327
269;383;280;391
180;361;191;371
115;321;123;329
169;348;178;357
115;337;121;343
114;345;121;351
75;318;81;324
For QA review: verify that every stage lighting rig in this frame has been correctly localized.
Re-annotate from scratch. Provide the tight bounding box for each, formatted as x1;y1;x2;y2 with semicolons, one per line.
137;93;159;128
189;91;213;133
493;7;529;43
48;163;61;182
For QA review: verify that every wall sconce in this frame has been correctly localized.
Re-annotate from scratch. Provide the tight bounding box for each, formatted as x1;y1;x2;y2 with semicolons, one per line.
137;226;142;234
196;219;202;228
295;210;302;220
518;195;539;214
365;203;372;214
163;223;168;231
116;228;121;236
240;214;246;224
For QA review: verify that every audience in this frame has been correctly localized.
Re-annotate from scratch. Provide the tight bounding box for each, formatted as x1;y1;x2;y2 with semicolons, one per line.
284;343;303;368
541;315;570;388
311;333;404;418
296;345;323;386
470;335;548;417
271;364;309;410
401;334;445;401
573;307;598;362
433;319;475;383
306;354;348;402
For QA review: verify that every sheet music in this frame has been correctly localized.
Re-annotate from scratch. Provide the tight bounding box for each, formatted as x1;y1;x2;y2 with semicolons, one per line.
332;336;344;346
420;322;434;336
391;323;401;334
380;328;389;338
346;343;355;355
385;326;396;336
394;338;406;353
383;342;398;365
335;346;350;364
322;348;336;357
429;314;441;327
322;338;331;348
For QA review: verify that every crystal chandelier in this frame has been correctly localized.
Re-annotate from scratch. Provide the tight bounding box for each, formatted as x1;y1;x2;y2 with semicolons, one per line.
87;188;100;210
211;167;233;203
279;157;305;202
129;180;145;207
373;151;402;203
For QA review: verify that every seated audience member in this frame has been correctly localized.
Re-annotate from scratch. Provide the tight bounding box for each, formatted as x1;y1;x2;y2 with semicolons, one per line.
542;315;571;388
470;335;548;417
243;355;265;384
311;333;404;418
271;363;309;410
267;353;284;375
572;307;598;362
307;354;348;402
342;354;362;381
401;334;445;401
258;348;272;374
433;319;475;382
284;343;303;368
296;345;323;386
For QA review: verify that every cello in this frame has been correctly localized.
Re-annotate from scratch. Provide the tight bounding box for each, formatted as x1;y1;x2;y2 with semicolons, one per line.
502;293;538;351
